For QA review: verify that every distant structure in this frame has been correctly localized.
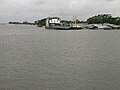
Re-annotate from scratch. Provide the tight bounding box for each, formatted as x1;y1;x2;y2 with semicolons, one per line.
72;16;77;25
45;17;83;30
9;21;34;25
70;16;83;29
45;17;61;29
86;24;112;30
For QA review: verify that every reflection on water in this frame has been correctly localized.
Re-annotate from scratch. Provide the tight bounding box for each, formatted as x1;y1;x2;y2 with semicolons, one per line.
0;25;120;90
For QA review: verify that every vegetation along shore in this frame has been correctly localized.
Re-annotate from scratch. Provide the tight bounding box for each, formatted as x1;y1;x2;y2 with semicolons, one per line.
9;14;120;30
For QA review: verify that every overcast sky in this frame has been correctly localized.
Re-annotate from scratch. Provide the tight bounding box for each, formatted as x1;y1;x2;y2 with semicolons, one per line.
0;0;120;23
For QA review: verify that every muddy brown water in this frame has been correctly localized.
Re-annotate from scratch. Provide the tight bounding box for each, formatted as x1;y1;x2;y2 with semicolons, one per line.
0;24;120;90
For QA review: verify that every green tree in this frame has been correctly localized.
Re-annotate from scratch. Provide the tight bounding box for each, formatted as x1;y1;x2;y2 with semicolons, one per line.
86;14;120;25
34;18;46;26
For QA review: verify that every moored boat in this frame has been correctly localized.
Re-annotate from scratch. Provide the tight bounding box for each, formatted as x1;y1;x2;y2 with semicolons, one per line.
45;17;83;30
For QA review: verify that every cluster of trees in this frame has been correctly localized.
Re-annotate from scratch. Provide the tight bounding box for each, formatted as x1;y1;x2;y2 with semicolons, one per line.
9;21;34;25
22;21;34;25
9;22;23;24
87;14;120;25
34;18;46;26
34;14;120;26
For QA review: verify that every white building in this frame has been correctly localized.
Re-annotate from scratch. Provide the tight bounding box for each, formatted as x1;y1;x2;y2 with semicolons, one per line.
48;17;60;24
46;17;60;28
46;17;61;28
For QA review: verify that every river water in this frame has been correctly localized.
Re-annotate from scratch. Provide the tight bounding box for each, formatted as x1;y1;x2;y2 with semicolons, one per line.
0;24;120;90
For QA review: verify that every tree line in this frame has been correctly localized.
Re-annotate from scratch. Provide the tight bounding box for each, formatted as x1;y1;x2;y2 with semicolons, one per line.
9;21;34;25
87;14;120;25
34;14;120;26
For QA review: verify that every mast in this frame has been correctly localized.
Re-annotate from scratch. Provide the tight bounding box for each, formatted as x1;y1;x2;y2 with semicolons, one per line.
75;16;77;26
73;16;77;26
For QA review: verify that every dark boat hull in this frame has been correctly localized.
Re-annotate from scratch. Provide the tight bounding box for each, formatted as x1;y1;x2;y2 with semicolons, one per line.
70;27;83;30
45;26;71;30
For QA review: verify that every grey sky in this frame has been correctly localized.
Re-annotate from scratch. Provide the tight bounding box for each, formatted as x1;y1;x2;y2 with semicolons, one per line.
0;0;120;23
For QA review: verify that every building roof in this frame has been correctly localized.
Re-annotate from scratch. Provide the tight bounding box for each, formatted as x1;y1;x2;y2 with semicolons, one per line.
104;23;120;28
